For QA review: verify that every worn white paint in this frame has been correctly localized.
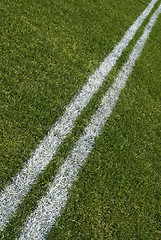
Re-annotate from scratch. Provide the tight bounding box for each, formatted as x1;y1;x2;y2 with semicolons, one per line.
17;4;161;239
0;0;158;232
0;0;158;231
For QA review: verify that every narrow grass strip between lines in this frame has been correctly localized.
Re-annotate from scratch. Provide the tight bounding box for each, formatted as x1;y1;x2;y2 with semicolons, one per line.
17;4;161;240
0;0;158;231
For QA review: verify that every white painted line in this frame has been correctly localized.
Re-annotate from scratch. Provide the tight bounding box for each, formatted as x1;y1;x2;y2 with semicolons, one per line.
18;4;161;239
0;0;158;231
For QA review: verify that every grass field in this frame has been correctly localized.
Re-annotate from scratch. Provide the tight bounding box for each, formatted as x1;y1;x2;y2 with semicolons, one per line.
0;0;161;239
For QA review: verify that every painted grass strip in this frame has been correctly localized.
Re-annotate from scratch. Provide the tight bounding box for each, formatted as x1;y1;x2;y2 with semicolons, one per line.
17;4;161;239
0;0;158;231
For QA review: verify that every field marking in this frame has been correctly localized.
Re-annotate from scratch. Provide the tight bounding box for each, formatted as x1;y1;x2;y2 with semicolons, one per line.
0;0;158;231
17;4;161;239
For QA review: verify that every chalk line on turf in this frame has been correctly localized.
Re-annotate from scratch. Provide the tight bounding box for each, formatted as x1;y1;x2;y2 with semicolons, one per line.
17;4;161;239
0;0;158;231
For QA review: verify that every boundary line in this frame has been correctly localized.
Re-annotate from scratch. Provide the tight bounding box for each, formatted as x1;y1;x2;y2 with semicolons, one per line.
0;0;158;231
18;4;161;239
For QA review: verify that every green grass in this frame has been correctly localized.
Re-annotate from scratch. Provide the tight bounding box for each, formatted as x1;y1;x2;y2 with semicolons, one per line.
47;10;161;240
0;0;150;190
0;0;161;239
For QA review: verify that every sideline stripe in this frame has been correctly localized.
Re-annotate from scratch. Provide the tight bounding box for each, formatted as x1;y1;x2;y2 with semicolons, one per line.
18;4;161;239
0;0;158;231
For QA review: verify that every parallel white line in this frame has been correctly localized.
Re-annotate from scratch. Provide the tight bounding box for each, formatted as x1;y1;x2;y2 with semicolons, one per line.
18;4;161;239
0;0;158;231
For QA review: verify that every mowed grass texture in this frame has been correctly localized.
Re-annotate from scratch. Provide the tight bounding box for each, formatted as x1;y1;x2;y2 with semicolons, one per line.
47;12;161;240
0;0;161;239
0;0;151;191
